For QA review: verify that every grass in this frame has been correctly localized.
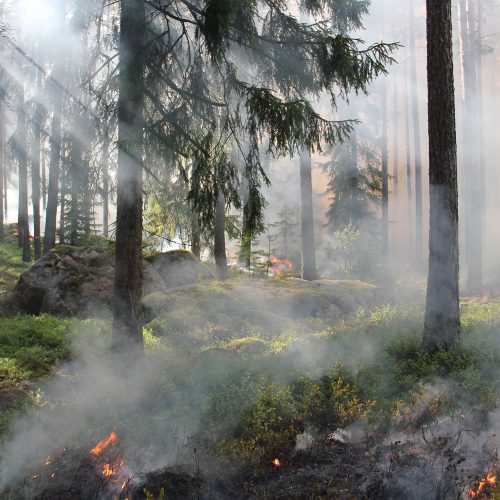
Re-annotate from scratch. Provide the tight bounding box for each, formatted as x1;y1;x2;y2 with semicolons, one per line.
0;229;31;300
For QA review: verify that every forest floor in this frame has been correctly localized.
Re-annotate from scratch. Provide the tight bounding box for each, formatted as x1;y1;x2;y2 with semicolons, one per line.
0;234;499;499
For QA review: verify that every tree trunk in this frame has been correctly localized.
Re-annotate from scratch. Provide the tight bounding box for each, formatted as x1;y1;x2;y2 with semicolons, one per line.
238;178;251;269
16;86;30;262
214;188;228;279
43;75;63;254
404;56;414;255
0;87;5;242
392;79;399;200
102;134;109;237
299;150;316;280
111;0;145;355
191;208;200;259
59;148;66;244
381;80;389;257
459;0;482;295
31;69;43;260
409;0;423;266
422;0;460;350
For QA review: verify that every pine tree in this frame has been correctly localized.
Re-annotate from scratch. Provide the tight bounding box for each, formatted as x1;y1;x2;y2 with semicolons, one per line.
422;0;460;350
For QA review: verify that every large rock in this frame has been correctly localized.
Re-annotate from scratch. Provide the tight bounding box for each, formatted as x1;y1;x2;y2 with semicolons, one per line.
11;246;213;316
145;249;213;288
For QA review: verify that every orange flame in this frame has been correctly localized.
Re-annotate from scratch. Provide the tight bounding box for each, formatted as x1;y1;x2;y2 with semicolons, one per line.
270;257;293;276
467;468;497;498
90;431;118;457
272;458;281;469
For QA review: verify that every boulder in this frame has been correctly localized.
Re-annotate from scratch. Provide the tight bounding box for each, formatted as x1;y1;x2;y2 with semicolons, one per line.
11;246;213;316
145;249;213;288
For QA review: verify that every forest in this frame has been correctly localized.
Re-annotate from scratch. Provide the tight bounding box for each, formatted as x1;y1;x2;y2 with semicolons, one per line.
0;0;499;498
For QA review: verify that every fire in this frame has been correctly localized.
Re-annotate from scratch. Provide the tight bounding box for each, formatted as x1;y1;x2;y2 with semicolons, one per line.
270;256;293;276
467;468;497;498
90;430;118;457
272;458;281;469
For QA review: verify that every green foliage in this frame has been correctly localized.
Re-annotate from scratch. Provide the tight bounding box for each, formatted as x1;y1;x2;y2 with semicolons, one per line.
0;231;31;299
0;315;71;377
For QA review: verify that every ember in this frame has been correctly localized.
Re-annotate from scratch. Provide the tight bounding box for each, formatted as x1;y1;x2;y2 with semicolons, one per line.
467;467;497;498
272;458;282;469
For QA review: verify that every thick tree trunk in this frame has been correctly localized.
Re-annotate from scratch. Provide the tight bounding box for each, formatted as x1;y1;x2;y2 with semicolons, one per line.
214;188;228;279
43;76;63;254
381;80;389;257
111;0;145;355
16;87;30;262
348;130;358;226
299;150;316;281
409;1;423;266
459;0;482;295
422;0;460;350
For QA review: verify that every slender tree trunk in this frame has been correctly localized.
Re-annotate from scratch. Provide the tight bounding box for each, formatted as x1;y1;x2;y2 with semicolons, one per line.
422;0;460;350
68;134;82;245
32;69;43;260
404;56;414;256
381;80;389;257
191;208;200;259
3;157;6;221
111;0;145;355
214;188;228;279
476;0;485;227
392;79;399;200
16;86;30;261
42;151;46;211
238;178;251;269
102;134;109;237
59;148;66;244
459;0;482;295
299;150;316;280
43;76;63;253
409;0;423;266
0;87;5;242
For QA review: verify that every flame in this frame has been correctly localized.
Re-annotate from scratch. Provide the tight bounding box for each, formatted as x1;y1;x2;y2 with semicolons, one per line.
467;468;497;498
270;256;293;276
272;458;281;469
90;431;118;457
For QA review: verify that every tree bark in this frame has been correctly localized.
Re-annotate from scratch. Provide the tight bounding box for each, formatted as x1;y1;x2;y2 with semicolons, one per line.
111;0;145;355
16;86;30;262
191;208;200;259
0;87;5;242
299;150;316;280
102;134;109;237
238;177;251;269
43;79;63;253
459;0;482;295
214;188;228;279
422;0;460;350
409;0;423;266
381;80;389;257
32;69;43;260
404;56;414;256
392;79;399;200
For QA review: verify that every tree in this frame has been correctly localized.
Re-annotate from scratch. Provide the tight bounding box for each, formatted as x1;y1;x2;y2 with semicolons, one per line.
422;0;460;350
110;0;145;355
409;0;423;266
459;0;482;295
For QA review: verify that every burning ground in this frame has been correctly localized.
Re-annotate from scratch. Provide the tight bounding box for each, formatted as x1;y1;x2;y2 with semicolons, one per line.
0;275;499;498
